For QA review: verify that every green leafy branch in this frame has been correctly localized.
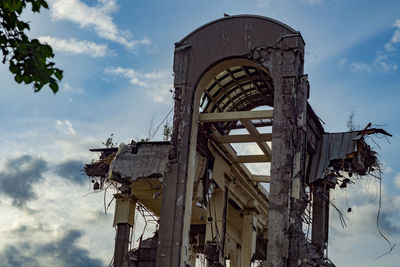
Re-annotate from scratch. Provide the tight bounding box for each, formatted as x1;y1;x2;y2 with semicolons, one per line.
0;0;63;93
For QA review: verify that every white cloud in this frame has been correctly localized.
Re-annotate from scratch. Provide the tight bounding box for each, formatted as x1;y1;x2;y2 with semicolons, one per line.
382;162;393;174
341;18;400;73
55;120;76;136
384;43;395;52
349;61;372;73
104;66;172;103
62;83;84;94
390;30;400;44
39;36;110;57
383;18;400;52
329;178;400;266
394;172;400;189
104;66;148;87
49;0;149;49
374;51;398;72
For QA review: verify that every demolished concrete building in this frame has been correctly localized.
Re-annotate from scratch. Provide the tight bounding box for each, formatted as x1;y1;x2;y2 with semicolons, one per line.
85;15;391;267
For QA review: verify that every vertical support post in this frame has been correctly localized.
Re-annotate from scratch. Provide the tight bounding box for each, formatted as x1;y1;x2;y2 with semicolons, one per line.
205;189;225;251
156;45;197;267
229;242;238;267
288;74;308;267
311;182;330;254
222;186;229;259
264;36;306;267
241;211;257;267
113;193;136;267
114;224;131;267
236;244;242;267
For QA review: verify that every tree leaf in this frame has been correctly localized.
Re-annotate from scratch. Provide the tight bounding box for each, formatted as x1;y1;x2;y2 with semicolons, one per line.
49;80;58;93
14;73;23;83
1;0;63;93
54;69;63;80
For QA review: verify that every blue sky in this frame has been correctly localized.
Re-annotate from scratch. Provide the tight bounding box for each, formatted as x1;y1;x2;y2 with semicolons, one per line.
0;0;399;266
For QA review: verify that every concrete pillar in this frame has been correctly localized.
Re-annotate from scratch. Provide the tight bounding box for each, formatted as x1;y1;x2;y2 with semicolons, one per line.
236;244;242;267
228;240;238;267
240;211;257;267
311;182;329;254
263;36;307;267
156;45;195;267
114;224;131;267
113;193;136;267
205;189;224;245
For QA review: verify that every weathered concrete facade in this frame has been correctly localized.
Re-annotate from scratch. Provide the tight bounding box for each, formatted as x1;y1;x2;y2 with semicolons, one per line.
85;15;389;267
156;15;310;267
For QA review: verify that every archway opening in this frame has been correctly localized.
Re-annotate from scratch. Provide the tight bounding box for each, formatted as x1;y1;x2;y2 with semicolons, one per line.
189;57;273;266
194;58;274;190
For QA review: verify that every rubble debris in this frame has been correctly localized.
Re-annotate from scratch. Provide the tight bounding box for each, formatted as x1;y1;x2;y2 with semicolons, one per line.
309;126;391;190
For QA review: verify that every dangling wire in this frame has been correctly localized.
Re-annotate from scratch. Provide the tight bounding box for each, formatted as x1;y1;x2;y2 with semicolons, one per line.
374;170;396;260
150;108;173;139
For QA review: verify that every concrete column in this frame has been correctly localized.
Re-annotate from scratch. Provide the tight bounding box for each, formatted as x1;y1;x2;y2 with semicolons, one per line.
264;37;306;267
205;189;224;245
113;193;136;267
156;45;195;267
236;244;242;267
240;211;257;267
228;241;238;267
204;188;226;266
311;182;329;254
114;224;131;267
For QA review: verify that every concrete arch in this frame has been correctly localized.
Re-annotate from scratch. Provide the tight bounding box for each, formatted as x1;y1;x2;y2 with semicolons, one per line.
174;15;303;89
194;57;273;114
157;15;306;267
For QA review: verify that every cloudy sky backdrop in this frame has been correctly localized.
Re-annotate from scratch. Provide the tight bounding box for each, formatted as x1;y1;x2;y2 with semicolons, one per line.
0;0;400;266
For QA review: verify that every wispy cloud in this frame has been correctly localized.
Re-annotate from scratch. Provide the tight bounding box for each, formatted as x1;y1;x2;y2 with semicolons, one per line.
104;66;172;103
394;172;400;189
38;36;111;57
376;19;400;71
338;58;373;73
55;120;76;136
62;83;84;94
349;62;372;73
384;19;400;52
374;51;398;72
339;18;400;73
105;67;148;87
49;0;150;49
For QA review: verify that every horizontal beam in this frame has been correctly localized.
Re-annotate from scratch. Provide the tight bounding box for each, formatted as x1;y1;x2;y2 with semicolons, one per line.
199;110;273;122
219;133;272;143
241;119;272;161
237;155;270;163
224;120;273;130
251;175;271;183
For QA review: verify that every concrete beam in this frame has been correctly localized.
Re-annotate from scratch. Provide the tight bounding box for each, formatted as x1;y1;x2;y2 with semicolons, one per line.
199;110;273;122
218;133;272;143
251;175;271;183
237;155;270;163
